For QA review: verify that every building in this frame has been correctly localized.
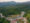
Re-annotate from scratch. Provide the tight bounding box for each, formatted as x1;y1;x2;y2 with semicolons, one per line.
0;13;5;18
0;13;2;18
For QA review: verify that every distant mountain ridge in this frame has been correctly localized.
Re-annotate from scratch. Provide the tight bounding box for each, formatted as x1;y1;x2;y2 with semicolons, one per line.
0;1;16;7
0;1;30;7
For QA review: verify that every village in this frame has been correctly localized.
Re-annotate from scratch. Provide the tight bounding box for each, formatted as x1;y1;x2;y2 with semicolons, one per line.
0;11;28;23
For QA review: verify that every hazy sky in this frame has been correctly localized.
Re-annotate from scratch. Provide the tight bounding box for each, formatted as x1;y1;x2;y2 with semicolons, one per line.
0;0;30;2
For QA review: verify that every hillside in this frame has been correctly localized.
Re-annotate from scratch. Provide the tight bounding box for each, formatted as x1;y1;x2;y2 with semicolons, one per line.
0;1;30;17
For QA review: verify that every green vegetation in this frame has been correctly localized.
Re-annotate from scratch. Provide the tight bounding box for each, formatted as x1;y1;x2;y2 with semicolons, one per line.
0;4;30;23
0;18;10;23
